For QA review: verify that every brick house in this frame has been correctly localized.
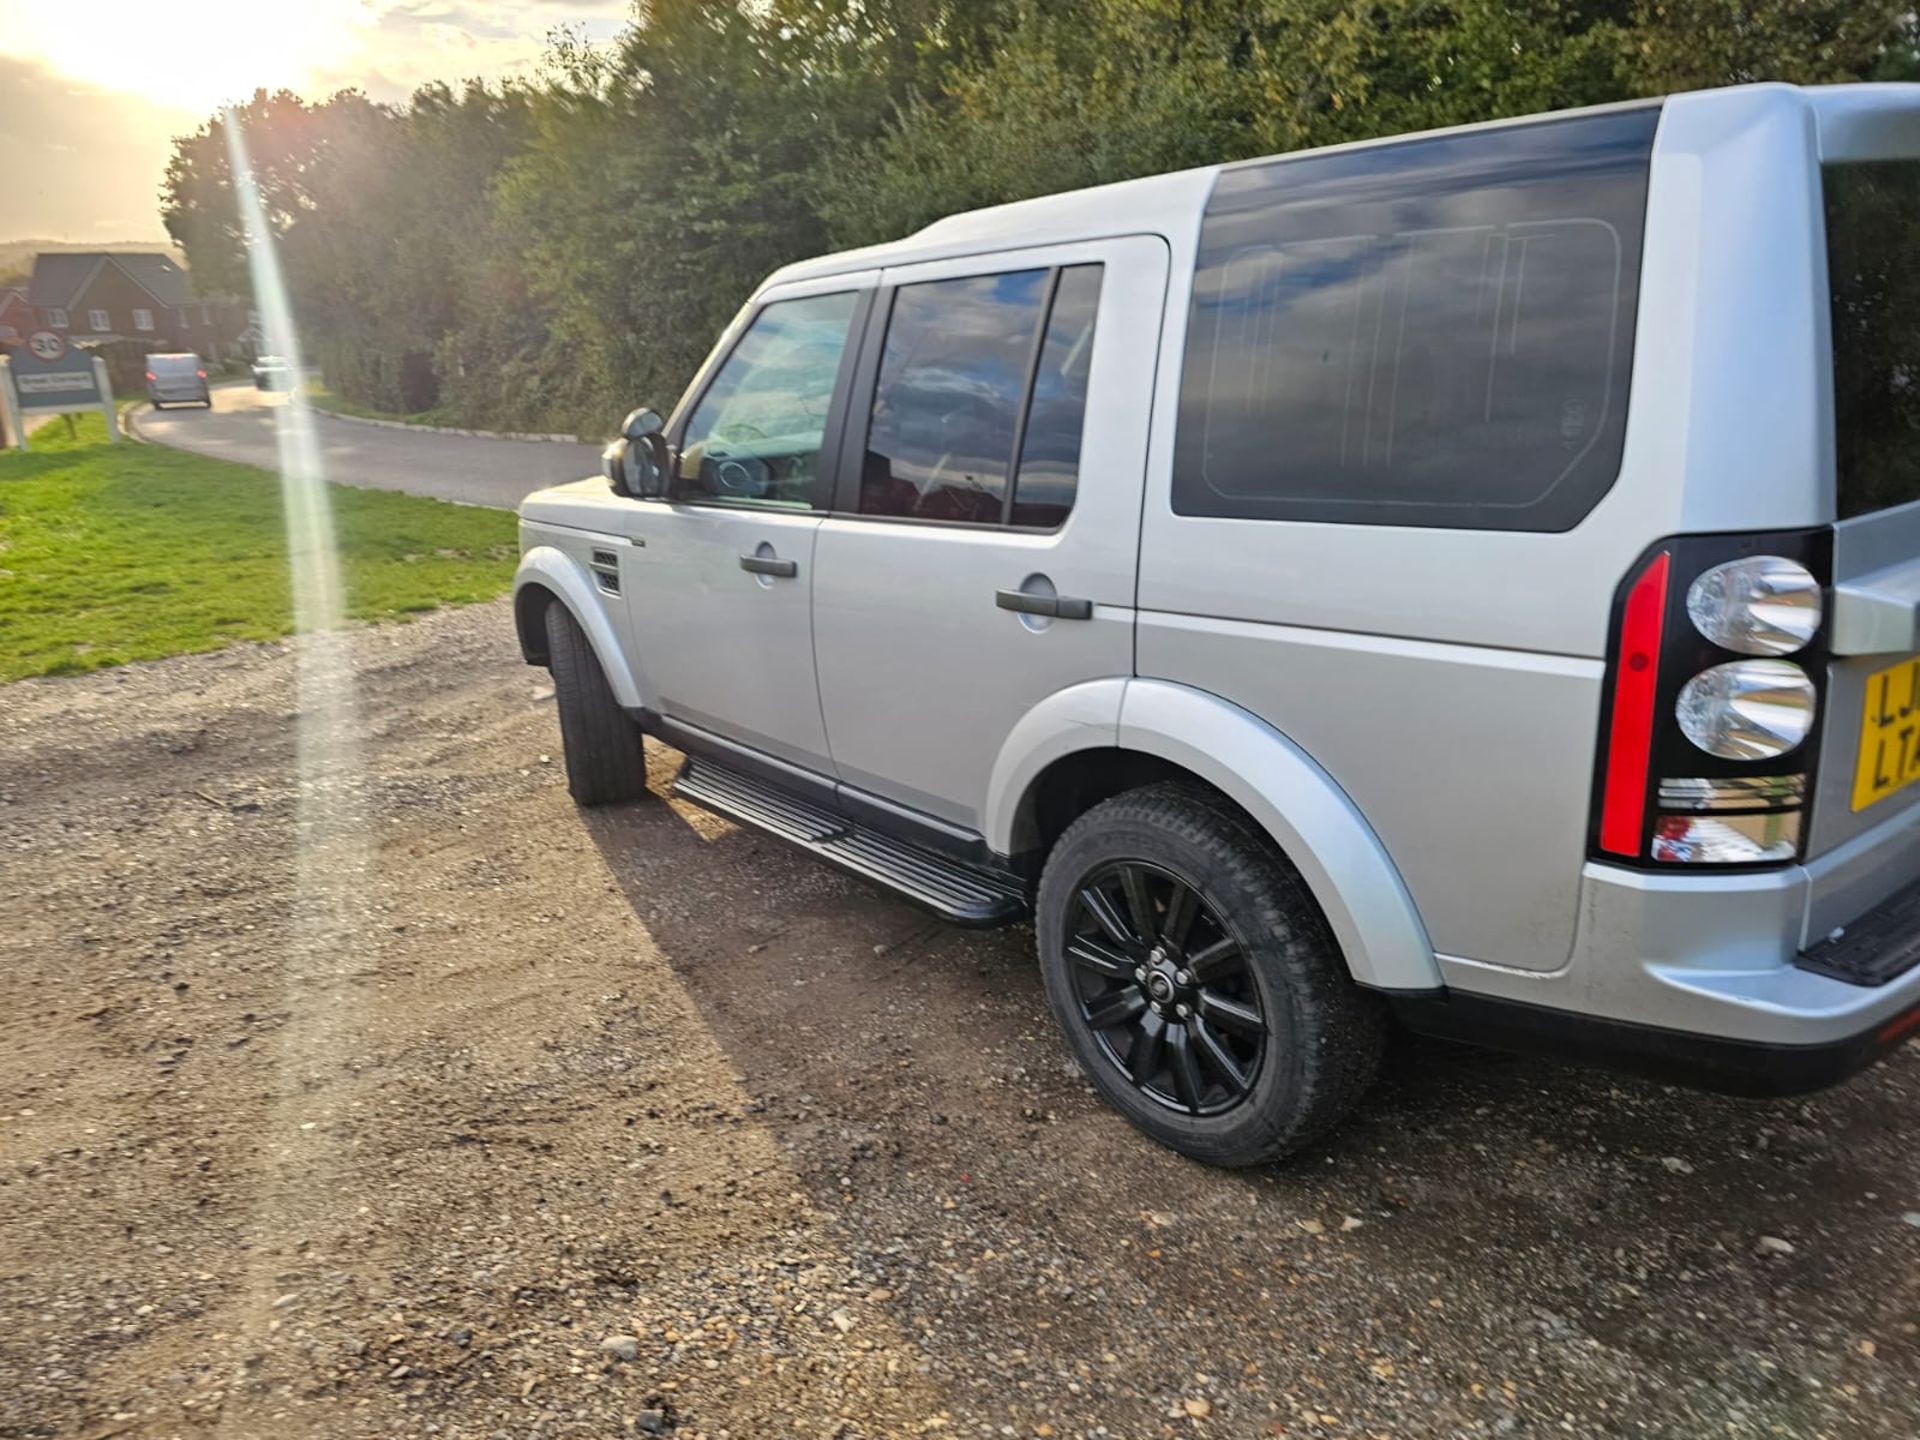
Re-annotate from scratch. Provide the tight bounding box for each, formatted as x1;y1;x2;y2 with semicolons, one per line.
25;253;247;360
0;287;32;350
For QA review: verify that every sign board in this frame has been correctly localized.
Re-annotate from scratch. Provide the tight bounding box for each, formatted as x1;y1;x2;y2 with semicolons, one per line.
11;337;101;407
0;349;117;449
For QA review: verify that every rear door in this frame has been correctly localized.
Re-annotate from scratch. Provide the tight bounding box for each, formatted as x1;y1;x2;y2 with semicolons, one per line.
1809;142;1920;913
810;236;1168;834
617;275;874;775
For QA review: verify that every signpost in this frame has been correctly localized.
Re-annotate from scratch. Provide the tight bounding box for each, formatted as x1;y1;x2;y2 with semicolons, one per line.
0;331;118;449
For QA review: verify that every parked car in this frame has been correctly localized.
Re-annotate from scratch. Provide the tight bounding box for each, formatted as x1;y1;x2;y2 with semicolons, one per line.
251;355;292;391
145;352;210;409
515;83;1920;1166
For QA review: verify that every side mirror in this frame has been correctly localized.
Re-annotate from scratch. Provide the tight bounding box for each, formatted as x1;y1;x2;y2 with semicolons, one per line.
605;407;672;497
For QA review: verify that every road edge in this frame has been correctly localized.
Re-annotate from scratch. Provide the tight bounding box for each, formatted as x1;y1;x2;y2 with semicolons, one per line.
293;396;586;446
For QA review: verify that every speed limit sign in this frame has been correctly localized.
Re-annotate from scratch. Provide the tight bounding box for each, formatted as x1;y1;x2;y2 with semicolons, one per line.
26;330;67;363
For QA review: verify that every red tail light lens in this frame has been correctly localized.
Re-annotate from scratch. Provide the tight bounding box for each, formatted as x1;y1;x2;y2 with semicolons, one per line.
196;369;207;379
144;370;156;381
1599;551;1670;855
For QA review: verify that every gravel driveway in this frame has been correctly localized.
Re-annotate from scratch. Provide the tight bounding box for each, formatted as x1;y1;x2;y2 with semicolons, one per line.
2;601;1916;1439
131;387;602;509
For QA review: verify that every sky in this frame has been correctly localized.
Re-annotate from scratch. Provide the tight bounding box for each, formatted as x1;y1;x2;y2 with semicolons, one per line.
0;0;631;243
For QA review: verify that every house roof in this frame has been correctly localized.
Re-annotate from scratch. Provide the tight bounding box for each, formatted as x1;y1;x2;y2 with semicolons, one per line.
27;252;197;309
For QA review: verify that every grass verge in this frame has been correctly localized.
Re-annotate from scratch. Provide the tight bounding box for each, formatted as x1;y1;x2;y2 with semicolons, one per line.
0;413;517;682
299;380;448;428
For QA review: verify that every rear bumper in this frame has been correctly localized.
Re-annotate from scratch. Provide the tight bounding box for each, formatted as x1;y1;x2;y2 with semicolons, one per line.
1422;795;1920;1091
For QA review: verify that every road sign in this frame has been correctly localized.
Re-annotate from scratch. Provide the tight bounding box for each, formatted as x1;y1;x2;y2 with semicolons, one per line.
9;343;101;408
26;330;68;363
0;349;117;449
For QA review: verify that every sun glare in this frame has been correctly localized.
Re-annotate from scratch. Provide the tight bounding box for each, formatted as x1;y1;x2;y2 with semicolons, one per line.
13;0;372;113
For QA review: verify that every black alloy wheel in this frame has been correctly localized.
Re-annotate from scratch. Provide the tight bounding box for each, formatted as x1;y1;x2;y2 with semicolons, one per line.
1036;782;1387;1166
1066;860;1267;1115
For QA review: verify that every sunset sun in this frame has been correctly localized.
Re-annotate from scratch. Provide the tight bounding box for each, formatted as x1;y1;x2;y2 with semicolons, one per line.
10;0;371;113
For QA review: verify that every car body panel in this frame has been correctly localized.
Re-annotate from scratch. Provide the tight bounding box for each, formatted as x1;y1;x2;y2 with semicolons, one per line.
811;235;1170;829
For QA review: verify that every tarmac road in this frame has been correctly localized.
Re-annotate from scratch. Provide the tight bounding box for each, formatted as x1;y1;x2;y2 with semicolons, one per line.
131;384;603;509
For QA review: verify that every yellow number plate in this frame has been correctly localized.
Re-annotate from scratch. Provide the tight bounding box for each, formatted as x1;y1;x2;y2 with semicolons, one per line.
1852;655;1920;811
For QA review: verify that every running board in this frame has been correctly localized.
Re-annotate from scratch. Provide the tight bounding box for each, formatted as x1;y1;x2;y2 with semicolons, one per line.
671;758;1028;926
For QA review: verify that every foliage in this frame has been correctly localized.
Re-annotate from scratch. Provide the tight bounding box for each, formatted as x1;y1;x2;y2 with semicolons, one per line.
159;0;1919;438
0;415;515;681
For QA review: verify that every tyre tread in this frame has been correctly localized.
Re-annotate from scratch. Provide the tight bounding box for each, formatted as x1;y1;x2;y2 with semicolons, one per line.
543;602;648;806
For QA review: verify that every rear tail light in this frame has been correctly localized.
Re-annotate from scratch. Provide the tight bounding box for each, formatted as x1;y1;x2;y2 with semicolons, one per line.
1593;533;1831;867
145;370;156;381
1676;660;1817;760
196;369;207;379
1686;556;1822;654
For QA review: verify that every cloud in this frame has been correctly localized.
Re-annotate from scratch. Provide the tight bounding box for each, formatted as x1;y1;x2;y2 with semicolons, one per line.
0;55;196;241
327;0;628;100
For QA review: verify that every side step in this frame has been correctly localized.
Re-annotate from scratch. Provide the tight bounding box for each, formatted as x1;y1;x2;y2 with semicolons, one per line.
672;758;1028;926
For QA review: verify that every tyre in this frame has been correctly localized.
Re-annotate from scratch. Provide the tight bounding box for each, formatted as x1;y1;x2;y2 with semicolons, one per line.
1035;782;1386;1166
543;601;649;806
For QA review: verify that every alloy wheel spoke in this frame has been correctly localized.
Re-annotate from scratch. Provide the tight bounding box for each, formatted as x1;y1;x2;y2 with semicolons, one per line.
1080;884;1139;952
1119;864;1158;946
1189;1017;1251;1097
1085;989;1148;1031
1127;1011;1168;1087
1197;988;1264;1038
1184;936;1240;984
1066;935;1137;979
1166;1021;1204;1112
1160;881;1200;953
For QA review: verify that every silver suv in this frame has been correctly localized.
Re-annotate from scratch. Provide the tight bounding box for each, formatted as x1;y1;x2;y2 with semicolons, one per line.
514;83;1920;1165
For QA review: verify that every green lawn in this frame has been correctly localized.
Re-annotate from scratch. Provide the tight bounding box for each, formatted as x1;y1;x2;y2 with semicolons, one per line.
0;414;517;682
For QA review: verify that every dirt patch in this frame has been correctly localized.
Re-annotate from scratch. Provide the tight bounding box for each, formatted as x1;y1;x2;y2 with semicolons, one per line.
2;600;1916;1439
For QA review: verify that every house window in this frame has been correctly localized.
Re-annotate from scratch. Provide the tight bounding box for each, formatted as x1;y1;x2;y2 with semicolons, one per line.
201;304;211;325
177;309;191;330
88;309;109;332
48;307;68;328
133;308;154;331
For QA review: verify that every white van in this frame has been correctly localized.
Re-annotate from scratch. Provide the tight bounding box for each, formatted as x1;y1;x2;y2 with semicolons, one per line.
513;84;1920;1165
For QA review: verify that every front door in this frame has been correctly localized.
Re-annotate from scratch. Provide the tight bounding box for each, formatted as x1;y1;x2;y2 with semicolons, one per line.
811;237;1170;832
619;277;873;774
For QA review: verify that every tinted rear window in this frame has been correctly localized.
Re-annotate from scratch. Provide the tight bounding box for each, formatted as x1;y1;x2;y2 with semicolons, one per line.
1173;107;1658;531
1827;161;1920;519
860;270;1049;525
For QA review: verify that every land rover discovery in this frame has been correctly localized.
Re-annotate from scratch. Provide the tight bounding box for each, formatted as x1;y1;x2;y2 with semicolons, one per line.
513;83;1920;1165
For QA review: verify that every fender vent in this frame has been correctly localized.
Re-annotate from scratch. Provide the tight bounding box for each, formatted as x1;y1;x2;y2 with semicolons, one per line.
588;549;620;596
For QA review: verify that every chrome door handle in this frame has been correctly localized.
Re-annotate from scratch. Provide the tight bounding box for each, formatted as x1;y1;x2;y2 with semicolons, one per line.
739;553;798;578
996;588;1092;620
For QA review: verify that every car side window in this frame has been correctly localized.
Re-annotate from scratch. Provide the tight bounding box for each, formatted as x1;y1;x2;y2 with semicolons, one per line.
860;270;1049;524
677;290;859;510
1010;264;1102;528
858;264;1104;527
1173;107;1658;532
